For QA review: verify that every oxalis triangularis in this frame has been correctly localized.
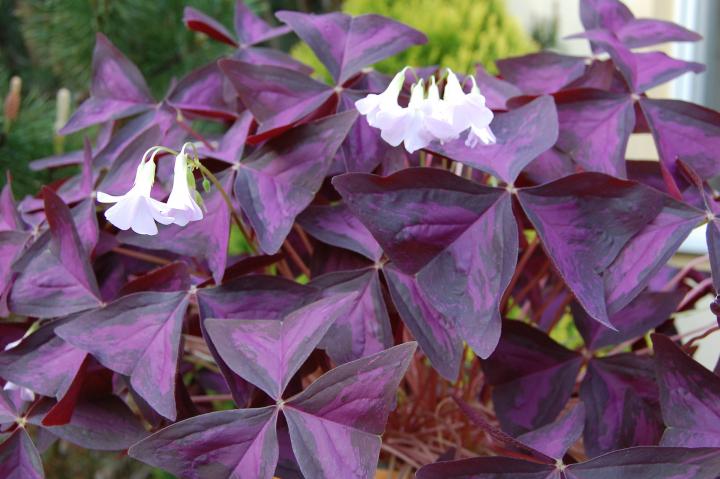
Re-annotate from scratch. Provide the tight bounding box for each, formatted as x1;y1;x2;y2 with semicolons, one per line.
1;0;720;478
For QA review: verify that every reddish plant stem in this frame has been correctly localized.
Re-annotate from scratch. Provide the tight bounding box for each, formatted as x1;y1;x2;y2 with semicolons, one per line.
293;223;314;255
190;394;234;403
501;237;540;314
282;240;311;278
177;118;215;151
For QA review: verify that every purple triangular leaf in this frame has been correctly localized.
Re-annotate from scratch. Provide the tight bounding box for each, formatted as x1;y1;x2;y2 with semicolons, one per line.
297;203;382;262
482;320;582;435
235;111;357;254
334;168;516;357
580;354;663;456
234;1;290;45
233;46;314;74
0;389;19;424
634;51;705;94
220;60;334;135
205;294;356;399
518;173;672;327
616;18;702;49
568;29;636;90
474;65;523;110
554;89;634;178
496;52;587;95
564;446;720;479
313;268;393;363
574;291;683;351
0;429;44;479
0;179;23;232
119;261;191;295
640;97;720;180
60;33;154;134
167;62;238;120
417;457;557;479
517;404;586;460
183;5;238;46
129;406;279;479
0;231;30;315
427;95;558;184
284;342;416;478
652;334;720;447
383;264;463;381
199;111;253;165
275;11;426;84
580;0;634;34
56;291;190;420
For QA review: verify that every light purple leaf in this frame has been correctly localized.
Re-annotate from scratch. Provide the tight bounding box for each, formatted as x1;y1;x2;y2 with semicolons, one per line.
640;98;720;180
284;342;416;479
220;60;334;135
298;203;382;262
496;52;587;95
474;65;523;110
482;320;582;435
60;33;153;134
167;62;238;120
334;168;516;357
564;446;720;479
0;231;30;315
199;111;253;165
616;19;702;49
580;0;634;34
232;46;314;74
427;95;559;184
206;294;356;399
275;11;426;84
0;180;22;232
0;390;18;424
234;1;291;45
313;268;393;363
56;291;190;420
518;173;670;327
129;406;279;479
652;334;720;447
0;429;44;479
235;111;357;254
580;354;663;456
383;264;462;380
554;89;634;178
568;29;636;90
634;51;704;94
416;457;557;479
517;404;586;460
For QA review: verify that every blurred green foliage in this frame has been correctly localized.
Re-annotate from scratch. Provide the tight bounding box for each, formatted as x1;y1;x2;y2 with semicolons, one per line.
292;0;537;81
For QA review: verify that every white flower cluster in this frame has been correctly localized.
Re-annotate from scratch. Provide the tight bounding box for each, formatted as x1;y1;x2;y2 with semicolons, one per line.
97;144;204;235
356;68;496;153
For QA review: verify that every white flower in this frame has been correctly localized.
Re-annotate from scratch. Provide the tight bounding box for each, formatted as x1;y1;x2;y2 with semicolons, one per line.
97;156;174;235
443;70;496;148
165;151;203;227
355;67;408;126
3;339;35;402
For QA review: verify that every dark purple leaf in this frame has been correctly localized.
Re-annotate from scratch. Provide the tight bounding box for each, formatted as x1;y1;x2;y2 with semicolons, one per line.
119;261;191;295
129;406;279;479
232;46;314;74
275;11;426;84
0;321;86;399
640;98;720;180
56;291;190;420
235;111;356;254
427;95;559;184
474;65;523;110
416;457;557;479
517;404;586;460
496;52;587;95
60;33;154;134
616;19;702;49
568;29;636;90
206;294;356;398
313;268;392;363
199;111;253;165
220;60;334;134
298;203;382;262
554;89;634;178
284;342;416;478
634;52;704;93
234;1;290;45
580;354;663;456
707;218;720;291
0;389;18;424
518;173;675;327
652;334;720;447
120;170;233;284
0;429;44;479
334;168;516;357
183;6;237;46
167;62;237;120
383;264;462;380
0;180;22;232
564;446;720;479
482;320;582;435
574;291;683;351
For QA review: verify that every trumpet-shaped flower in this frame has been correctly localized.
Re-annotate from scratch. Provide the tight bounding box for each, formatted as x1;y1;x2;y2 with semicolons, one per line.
165;152;203;226
355;67;408;126
443;70;496;147
97;157;174;235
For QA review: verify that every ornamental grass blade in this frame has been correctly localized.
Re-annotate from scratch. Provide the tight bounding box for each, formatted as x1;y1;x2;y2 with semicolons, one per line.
284;342;416;479
482;320;583;435
652;334;720;447
275;11;426;84
205;294;357;399
235;111;357;254
60;33;154;134
129;406;279;479
56;291;190;420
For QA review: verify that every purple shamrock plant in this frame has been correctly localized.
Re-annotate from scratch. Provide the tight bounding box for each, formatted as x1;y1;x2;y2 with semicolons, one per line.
1;0;720;477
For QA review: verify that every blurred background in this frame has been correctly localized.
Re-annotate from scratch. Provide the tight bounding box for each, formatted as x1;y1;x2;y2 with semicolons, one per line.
1;1;718;477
